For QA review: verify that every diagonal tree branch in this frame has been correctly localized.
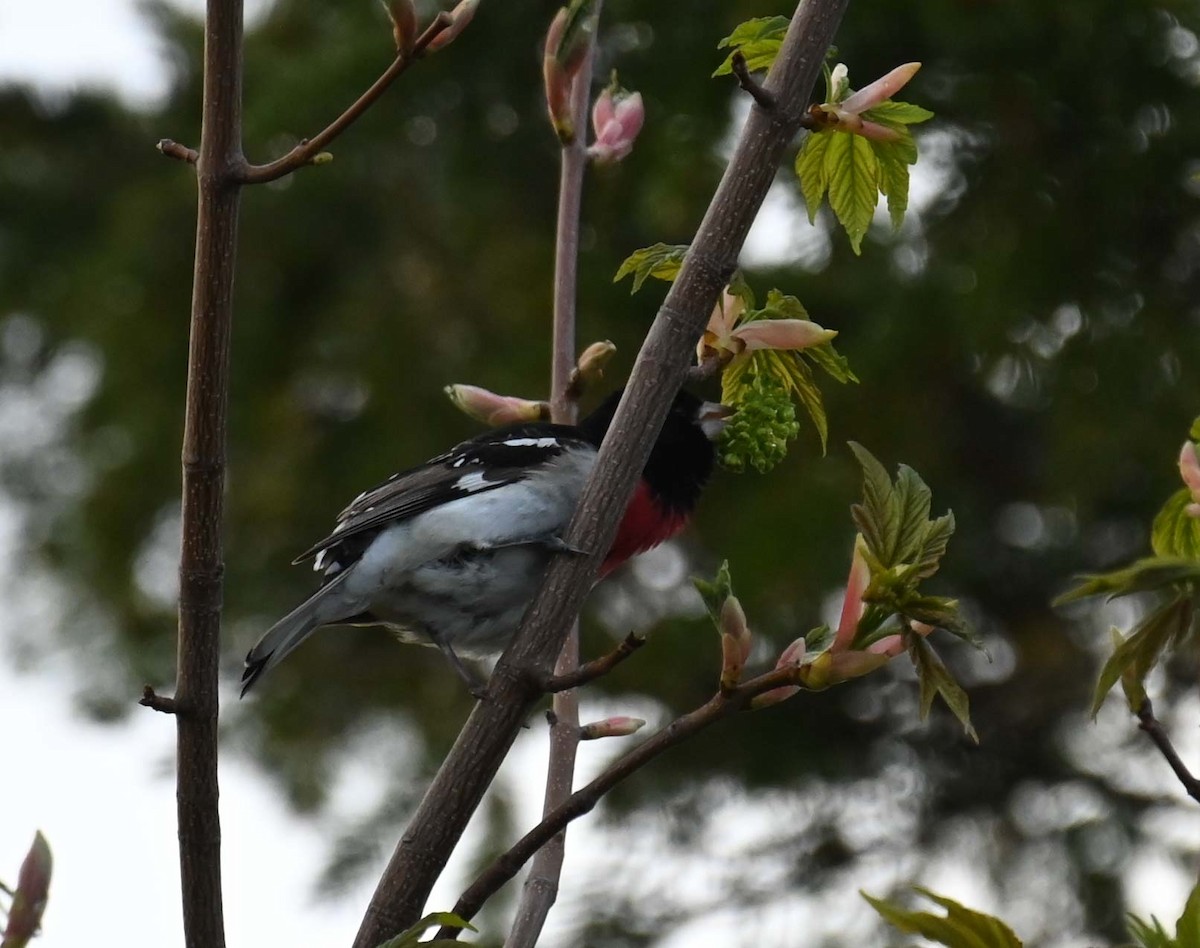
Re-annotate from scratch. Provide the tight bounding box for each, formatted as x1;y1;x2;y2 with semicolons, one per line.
439;665;807;937
351;2;850;944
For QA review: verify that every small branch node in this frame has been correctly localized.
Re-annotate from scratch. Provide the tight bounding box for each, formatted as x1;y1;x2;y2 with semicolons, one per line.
140;685;178;715
730;52;777;111
157;139;199;164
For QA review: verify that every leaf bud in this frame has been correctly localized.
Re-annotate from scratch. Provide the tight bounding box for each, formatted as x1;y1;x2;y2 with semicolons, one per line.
444;384;549;426
580;716;646;740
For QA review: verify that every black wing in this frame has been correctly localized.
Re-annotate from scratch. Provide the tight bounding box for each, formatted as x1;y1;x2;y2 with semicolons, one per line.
291;423;590;566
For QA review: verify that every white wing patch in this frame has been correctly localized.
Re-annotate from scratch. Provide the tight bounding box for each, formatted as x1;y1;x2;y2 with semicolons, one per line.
501;437;561;448
454;471;489;492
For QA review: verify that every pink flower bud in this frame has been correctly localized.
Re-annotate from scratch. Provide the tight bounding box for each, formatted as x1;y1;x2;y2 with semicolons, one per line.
543;6;594;143
575;340;616;385
775;636;807;668
717;596;752;690
444;384;549;426
840;62;921;115
733;319;837;353
587;89;645;163
425;0;479;53
2;831;52;947
383;0;418;55
580;716;645;740
1180;442;1200;500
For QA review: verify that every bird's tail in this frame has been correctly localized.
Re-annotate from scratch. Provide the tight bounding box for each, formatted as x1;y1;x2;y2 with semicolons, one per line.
240;571;357;697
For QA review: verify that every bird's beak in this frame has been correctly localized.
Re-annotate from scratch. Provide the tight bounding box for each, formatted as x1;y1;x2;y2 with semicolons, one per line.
698;402;735;441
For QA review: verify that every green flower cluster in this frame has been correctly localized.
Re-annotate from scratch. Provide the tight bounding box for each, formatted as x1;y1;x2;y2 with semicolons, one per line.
719;374;800;473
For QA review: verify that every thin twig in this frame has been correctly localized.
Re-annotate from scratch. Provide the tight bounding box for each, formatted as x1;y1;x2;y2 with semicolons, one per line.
437;665;804;938
140;685;179;714
1137;698;1200;804
157;139;199;164
238;14;452;185
730;51;777;110
351;3;850;941
536;633;646;693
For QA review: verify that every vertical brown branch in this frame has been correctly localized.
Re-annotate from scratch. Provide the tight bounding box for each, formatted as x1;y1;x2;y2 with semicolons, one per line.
506;8;602;946
352;2;849;944
173;0;245;945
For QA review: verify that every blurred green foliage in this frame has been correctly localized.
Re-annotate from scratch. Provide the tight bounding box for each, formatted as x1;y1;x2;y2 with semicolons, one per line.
3;0;1200;944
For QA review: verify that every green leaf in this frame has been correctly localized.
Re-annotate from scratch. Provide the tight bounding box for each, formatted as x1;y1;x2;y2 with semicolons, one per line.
910;636;978;741
726;270;756;309
713;16;789;76
693;561;733;626
804;337;859;383
755;349;825;452
794;130;833;224
1055;557;1200;604
849;442;899;566
613;243;688;293
914;512;956;583
864;888;1021;947
824;131;880;254
897;594;970;639
874;137;914;230
373;912;477;948
863;100;935;125
759;288;809;320
1127;913;1178;948
893;464;934;565
1091;595;1192;717
1190;417;1200;442
1152;489;1200;560
1176;878;1200;948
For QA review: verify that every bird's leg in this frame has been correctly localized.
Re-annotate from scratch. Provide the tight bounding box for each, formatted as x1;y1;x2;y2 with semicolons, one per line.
433;637;489;699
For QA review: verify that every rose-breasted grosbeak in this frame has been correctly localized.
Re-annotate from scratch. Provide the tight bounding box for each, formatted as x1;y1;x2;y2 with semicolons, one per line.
241;388;727;696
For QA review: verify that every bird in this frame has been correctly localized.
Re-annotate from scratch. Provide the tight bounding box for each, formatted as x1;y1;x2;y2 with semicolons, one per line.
240;388;729;696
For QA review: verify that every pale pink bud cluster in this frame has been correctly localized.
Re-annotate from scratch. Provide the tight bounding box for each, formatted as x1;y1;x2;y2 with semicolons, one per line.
425;0;479;53
1179;442;1200;517
580;716;646;740
588;88;645;164
697;289;836;365
2;831;52;948
543;7;593;142
719;595;753;690
570;340;616;395
444;384;549;426
810;62;921;142
383;0;418;55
